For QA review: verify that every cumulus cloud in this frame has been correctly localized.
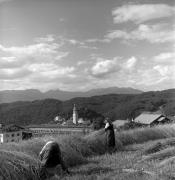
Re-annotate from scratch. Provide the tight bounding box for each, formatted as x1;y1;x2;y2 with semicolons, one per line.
0;41;69;64
0;43;62;58
68;39;82;45
137;63;174;88
112;4;175;24
154;52;175;64
0;38;74;89
127;57;175;88
91;58;120;77
153;65;169;76
123;57;137;69
106;23;175;43
0;34;101;91
35;35;87;48
1;32;174;91
0;57;21;68
91;56;139;78
88;53;175;91
0;68;32;80
85;38;110;44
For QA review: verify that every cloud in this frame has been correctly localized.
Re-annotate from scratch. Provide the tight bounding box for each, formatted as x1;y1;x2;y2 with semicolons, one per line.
0;42;69;65
123;56;137;69
66;39;98;49
106;23;175;43
35;35;87;48
68;39;82;45
112;4;175;24
91;56;139;78
35;34;55;43
153;65;169;76
137;63;174;87
0;43;61;58
136;69;166;86
0;38;72;85
0;68;32;80
88;53;175;91
154;52;175;64
29;64;75;79
0;34;103;91
0;57;21;68
79;45;98;50
1;32;174;91
91;58;120;77
85;38;110;43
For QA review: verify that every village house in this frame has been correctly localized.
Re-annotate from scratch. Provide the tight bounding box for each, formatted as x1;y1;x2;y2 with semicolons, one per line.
54;115;65;124
78;118;91;125
134;112;173;126
0;124;32;143
112;120;128;129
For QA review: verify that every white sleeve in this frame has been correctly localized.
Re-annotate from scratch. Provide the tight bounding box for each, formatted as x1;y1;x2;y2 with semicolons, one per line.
39;141;53;155
105;122;110;129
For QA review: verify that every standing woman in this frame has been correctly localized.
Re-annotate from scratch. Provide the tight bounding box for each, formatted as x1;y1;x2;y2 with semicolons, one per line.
104;118;115;153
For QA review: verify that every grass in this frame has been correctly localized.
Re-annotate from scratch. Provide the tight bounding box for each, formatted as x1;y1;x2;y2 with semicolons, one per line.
59;151;162;180
2;123;175;179
116;124;175;146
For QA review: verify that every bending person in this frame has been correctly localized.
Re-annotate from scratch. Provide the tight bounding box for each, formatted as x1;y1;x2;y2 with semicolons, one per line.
39;141;69;179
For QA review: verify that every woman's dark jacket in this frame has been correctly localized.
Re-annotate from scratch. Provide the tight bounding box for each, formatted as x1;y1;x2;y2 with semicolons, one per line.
105;123;115;147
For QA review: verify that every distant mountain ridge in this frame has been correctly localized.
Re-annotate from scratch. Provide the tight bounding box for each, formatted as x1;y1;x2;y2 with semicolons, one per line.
0;87;143;103
0;89;174;126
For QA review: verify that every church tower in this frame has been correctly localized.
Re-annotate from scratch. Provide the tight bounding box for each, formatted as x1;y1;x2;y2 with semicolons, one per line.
73;104;78;125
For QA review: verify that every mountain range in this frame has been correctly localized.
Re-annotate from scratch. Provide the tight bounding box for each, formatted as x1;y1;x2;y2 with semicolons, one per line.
0;87;143;103
0;89;174;126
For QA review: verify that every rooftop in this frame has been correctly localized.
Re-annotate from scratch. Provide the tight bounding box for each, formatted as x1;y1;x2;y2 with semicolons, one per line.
134;113;163;125
0;124;25;133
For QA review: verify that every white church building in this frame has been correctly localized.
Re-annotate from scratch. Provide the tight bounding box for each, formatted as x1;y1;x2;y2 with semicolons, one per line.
73;104;78;125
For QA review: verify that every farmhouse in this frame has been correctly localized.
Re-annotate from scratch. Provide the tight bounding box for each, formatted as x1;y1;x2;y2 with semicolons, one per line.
0;124;32;143
113;120;127;128
134;112;172;126
54;115;65;123
78;118;91;125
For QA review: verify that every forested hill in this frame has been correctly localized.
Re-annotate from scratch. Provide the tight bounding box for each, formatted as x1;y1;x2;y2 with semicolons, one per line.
0;89;174;126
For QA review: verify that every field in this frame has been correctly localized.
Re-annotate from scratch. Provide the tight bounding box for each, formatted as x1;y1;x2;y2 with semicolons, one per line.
1;124;175;179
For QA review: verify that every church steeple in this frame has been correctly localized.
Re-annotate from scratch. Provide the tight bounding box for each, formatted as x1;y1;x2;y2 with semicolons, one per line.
73;104;78;125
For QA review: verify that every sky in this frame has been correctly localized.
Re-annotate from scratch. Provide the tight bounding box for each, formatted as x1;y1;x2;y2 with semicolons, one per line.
0;0;174;92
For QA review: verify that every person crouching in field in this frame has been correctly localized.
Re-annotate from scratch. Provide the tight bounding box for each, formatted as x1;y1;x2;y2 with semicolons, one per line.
104;118;116;154
39;141;70;179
